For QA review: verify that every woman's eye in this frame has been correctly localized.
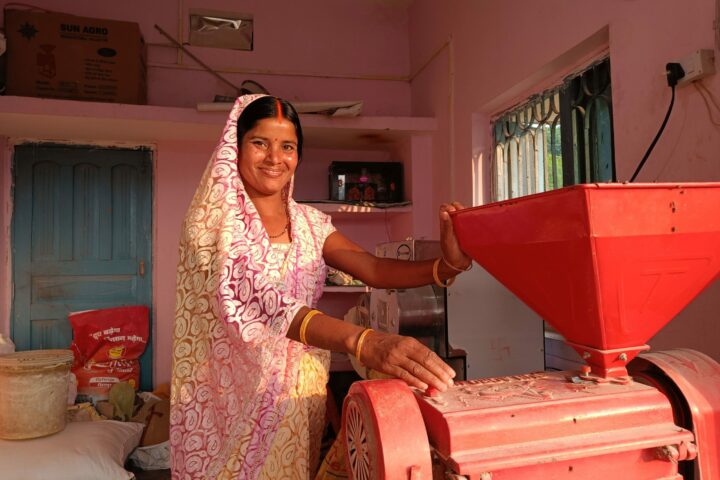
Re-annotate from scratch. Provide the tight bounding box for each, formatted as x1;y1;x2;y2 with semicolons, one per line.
283;144;296;152
251;140;268;149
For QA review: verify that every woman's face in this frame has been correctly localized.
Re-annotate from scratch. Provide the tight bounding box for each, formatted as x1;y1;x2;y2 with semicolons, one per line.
237;117;299;199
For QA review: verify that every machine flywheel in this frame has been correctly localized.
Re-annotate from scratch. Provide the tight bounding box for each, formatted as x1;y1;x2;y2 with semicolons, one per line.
343;379;432;480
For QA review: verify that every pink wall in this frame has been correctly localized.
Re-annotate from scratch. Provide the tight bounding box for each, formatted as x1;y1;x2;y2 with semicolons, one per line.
153;140;214;382
0;0;412;114
0;138;8;335
408;0;720;361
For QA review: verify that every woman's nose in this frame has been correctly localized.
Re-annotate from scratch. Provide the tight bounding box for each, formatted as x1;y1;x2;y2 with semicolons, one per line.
265;143;283;163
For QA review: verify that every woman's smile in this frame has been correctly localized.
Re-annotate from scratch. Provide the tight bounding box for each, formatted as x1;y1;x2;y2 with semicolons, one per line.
259;166;286;178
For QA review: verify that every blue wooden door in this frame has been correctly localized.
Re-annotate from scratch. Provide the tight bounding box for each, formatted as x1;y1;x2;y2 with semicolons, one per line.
12;144;153;390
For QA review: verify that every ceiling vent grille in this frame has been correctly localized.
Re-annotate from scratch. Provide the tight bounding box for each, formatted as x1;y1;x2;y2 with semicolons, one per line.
189;10;253;51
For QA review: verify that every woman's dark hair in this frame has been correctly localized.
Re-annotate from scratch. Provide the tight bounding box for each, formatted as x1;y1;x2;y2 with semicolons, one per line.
237;96;303;160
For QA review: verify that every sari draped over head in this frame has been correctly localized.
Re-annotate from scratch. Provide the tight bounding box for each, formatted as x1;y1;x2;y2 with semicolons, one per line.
171;95;336;479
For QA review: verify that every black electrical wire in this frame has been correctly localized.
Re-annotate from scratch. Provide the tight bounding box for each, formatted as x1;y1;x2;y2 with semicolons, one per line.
629;84;676;182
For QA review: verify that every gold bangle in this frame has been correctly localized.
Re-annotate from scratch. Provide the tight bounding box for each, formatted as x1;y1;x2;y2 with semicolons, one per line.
354;328;374;365
432;258;455;288
299;309;322;345
441;256;472;272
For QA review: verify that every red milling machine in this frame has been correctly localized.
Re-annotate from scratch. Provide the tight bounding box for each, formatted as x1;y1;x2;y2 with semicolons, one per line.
341;183;720;480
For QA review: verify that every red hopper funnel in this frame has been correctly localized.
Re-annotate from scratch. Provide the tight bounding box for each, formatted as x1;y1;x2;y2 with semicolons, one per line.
451;183;720;377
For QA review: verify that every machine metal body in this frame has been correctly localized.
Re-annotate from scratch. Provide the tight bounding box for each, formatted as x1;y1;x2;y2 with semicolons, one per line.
342;183;720;480
373;240;446;349
368;240;465;379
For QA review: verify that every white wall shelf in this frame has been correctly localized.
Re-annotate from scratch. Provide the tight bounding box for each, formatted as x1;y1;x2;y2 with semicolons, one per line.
300;202;412;215
0;96;436;146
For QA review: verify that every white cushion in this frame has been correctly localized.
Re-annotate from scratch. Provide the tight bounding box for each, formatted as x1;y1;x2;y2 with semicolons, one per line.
0;420;143;480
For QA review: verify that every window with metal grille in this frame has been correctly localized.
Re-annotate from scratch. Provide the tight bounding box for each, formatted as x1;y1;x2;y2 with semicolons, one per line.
493;58;615;201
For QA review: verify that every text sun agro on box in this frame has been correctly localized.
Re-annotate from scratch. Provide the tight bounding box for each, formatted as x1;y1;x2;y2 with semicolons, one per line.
5;9;147;104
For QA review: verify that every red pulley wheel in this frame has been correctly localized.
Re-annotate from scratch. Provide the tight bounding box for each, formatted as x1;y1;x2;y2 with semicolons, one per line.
343;379;432;480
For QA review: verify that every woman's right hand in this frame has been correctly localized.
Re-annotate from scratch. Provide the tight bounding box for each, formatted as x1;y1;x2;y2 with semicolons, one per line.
358;330;456;392
439;201;472;271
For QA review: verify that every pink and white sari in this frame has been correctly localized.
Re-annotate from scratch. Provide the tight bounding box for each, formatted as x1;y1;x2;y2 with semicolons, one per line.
171;95;335;479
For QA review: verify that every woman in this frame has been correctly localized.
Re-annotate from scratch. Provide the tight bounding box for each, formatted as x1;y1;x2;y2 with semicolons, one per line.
171;94;472;479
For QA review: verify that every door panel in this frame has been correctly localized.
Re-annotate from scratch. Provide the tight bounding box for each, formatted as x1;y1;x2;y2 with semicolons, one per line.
12;144;153;390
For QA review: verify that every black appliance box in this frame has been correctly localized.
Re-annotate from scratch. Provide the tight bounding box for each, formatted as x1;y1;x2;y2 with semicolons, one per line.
328;161;403;203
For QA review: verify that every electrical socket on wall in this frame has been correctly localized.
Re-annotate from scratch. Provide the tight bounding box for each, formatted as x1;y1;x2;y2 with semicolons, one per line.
676;49;715;86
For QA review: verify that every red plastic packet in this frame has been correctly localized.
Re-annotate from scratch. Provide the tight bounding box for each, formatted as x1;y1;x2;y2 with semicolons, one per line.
69;306;149;402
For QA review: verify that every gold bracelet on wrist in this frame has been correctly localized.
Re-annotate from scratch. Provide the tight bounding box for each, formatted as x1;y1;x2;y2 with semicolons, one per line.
441;256;472;272
354;328;374;365
432;257;455;288
299;309;322;345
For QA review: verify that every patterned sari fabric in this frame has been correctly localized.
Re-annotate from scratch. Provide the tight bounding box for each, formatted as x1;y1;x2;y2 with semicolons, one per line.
258;349;329;479
171;95;336;479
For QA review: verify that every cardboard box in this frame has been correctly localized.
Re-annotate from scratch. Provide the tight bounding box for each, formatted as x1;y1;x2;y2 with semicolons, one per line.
4;9;146;104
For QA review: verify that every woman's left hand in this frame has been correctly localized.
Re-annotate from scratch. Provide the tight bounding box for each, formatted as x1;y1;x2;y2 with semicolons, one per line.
360;331;456;392
439;202;472;270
